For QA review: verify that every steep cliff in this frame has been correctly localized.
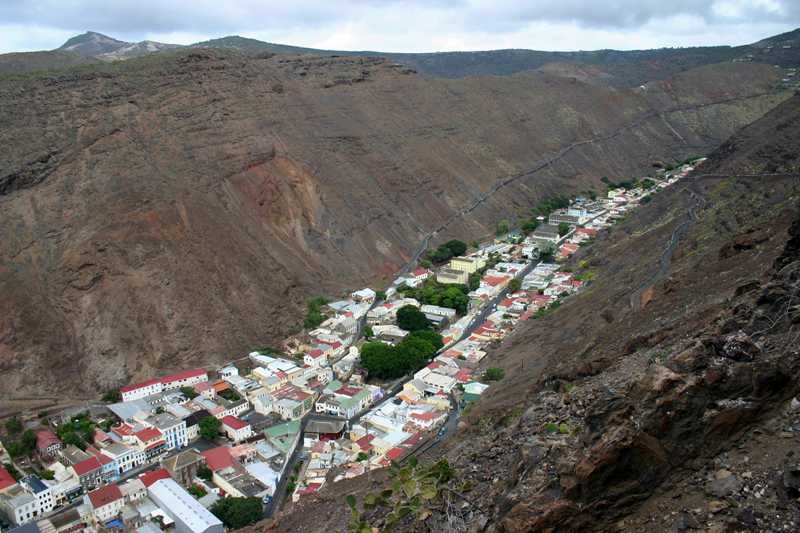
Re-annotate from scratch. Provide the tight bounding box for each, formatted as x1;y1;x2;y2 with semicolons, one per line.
0;49;790;401
270;96;800;533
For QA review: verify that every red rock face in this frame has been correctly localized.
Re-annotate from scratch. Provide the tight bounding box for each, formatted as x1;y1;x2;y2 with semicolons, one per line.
0;50;789;401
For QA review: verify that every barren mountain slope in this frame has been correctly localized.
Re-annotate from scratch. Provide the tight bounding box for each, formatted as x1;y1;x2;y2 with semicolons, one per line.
270;96;800;533
0;49;789;401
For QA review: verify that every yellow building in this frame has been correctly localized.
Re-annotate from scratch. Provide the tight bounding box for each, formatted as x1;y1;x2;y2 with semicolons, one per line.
448;256;486;274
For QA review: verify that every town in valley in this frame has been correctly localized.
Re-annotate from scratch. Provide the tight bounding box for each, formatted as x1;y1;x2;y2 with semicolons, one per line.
0;162;700;533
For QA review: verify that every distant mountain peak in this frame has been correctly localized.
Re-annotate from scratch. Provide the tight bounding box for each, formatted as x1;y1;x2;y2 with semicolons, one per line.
57;31;128;56
55;31;180;60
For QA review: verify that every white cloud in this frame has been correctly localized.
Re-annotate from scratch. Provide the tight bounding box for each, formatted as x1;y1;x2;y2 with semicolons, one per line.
0;0;797;54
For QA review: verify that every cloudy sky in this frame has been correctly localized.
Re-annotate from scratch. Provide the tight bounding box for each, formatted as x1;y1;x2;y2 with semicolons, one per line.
0;0;798;54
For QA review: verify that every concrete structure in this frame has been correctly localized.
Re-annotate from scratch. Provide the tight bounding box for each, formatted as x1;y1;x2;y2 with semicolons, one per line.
148;478;223;533
436;267;469;285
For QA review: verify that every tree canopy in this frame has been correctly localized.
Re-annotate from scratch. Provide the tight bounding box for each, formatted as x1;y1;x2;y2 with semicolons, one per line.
199;416;221;441
210;497;263;529
399;280;470;314
425;240;467;264
396;305;431;332
360;330;443;380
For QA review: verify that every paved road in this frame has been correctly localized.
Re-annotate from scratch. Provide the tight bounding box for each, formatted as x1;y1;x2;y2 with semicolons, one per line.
449;259;539;347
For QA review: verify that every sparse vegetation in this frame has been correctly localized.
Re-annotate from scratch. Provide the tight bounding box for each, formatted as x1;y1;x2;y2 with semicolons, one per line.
188;484;207;498
482;367;505;381
304;296;329;329
101;389;121;403
345;457;461;532
180;386;198;399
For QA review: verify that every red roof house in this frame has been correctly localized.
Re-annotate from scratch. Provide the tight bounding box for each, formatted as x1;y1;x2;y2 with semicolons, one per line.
87;484;123;509
35;429;61;454
134;427;163;444
161;368;207;387
355;434;375;451
201;447;235;472
139;468;172;487
120;377;161;395
73;457;102;477
386;447;405;461
0;465;16;490
221;415;248;431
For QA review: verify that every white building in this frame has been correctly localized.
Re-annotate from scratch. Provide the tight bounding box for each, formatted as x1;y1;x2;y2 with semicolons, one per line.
221;416;253;443
144;413;188;451
420;305;457;319
100;442;146;474
0;485;38;526
120;378;164;402
20;475;54;515
148;478;224;533
351;288;377;303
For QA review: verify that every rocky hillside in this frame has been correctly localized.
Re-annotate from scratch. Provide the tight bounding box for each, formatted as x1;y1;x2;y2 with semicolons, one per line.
272;96;800;532
3;28;799;87
0;48;790;402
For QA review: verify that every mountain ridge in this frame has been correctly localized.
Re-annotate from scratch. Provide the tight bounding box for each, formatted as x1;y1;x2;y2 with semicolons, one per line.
1;28;798;87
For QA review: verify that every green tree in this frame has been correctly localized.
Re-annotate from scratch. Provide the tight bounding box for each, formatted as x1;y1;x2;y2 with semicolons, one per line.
407;330;444;352
375;290;386;301
363;325;374;339
5;417;22;434
508;278;522;293
180;386;198;399
539;244;555;263
101;390;121;403
199;416;221;441
360;342;401;379
396;305;431;332
39;470;55;480
496;219;510;236
197;465;213;482
469;240;480;250
483;367;505;381
360;331;441;380
210;497;263;529
521;218;539;234
443;240;467;257
304;296;328;329
558;222;570;237
21;430;36;452
356;452;369;462
188;485;207;498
